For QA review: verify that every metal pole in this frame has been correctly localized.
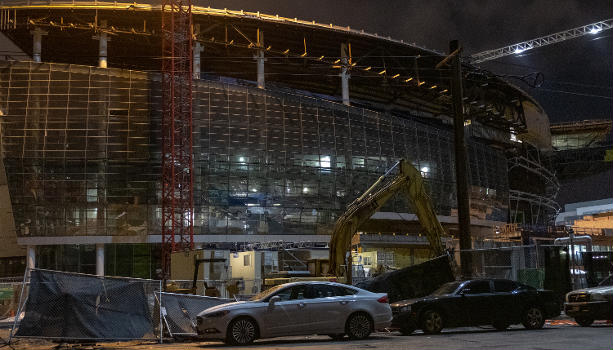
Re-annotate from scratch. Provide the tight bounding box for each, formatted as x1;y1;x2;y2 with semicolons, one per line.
449;40;472;278
158;282;163;343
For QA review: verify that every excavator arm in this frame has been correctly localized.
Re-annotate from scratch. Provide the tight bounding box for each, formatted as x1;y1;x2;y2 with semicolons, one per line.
328;159;447;280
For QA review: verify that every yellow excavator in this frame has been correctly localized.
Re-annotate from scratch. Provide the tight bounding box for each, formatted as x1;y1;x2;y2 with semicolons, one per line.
328;159;448;282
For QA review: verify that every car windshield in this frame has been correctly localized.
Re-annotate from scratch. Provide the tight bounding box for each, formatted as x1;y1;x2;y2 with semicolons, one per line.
248;284;286;301
598;275;613;287
431;282;462;296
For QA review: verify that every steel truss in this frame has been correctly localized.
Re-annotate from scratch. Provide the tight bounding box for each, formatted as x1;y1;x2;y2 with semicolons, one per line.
161;0;194;279
471;19;613;63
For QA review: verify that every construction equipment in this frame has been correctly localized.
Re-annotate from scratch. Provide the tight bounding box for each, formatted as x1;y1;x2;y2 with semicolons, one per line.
160;0;195;282
470;18;613;63
328;159;447;283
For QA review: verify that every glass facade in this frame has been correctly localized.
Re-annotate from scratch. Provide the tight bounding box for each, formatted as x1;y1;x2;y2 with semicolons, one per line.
0;61;509;241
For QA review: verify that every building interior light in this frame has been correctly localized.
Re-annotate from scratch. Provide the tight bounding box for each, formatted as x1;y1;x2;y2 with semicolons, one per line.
239;157;245;162
421;166;429;173
303;187;309;193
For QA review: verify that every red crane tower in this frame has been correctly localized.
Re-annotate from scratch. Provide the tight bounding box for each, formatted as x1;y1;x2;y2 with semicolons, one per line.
161;0;194;281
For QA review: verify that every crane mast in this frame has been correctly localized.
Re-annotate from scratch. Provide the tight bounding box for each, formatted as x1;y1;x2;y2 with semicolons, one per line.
161;0;194;281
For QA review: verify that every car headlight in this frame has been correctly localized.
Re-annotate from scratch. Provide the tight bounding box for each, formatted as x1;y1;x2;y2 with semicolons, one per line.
205;310;230;318
590;293;606;302
400;305;411;313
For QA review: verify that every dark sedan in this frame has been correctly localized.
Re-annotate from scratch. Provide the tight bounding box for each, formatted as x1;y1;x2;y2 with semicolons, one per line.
391;279;560;335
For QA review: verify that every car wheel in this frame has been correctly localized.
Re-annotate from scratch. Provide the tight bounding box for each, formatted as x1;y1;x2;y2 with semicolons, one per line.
574;317;594;327
327;333;345;340
522;307;545;329
421;310;444;334
226;317;258;345
346;313;372;340
399;324;415;336
492;321;509;331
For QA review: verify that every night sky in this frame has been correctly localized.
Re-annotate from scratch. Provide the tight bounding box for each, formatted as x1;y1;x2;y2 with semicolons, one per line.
203;0;612;123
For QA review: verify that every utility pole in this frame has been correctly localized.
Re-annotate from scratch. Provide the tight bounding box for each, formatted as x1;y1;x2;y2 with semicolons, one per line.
449;40;472;278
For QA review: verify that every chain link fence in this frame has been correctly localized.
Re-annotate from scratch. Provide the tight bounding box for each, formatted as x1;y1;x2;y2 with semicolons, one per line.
0;278;27;328
453;245;572;302
10;269;163;342
167;279;262;299
158;292;231;337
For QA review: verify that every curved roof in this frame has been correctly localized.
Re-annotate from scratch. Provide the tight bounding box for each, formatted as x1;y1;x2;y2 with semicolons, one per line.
0;1;533;132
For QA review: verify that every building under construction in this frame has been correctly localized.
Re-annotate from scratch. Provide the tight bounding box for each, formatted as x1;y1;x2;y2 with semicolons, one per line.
0;2;561;278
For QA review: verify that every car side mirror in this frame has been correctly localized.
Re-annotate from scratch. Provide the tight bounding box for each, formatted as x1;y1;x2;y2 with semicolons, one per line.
268;295;281;308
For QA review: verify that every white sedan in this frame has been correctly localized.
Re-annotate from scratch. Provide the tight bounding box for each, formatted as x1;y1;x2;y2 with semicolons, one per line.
196;281;392;345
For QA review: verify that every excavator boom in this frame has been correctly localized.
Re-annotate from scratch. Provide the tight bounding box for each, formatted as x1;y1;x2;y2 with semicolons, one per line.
328;159;447;280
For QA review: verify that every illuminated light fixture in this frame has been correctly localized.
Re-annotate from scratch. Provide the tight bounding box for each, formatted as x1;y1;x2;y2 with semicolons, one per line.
273;203;281;206
363;66;372;71
418;81;425;86
303;187;309;193
514;48;525;54
441;89;448;93
421;166;429;173
228;40;234;45
332;65;342;69
300;52;307;57
318;55;324;60
238;157;245;162
283;49;290;54
351;62;357;66
590;27;602;34
404;77;413;82
251;188;257;192
246;203;259;207
430;85;437;89
334;59;341;64
266;45;272;50
464;119;472;126
391;73;400;79
378;69;386;75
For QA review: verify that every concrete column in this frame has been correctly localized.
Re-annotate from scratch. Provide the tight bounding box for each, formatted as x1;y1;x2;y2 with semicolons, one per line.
96;243;104;276
94;20;109;68
193;41;203;79
26;245;35;269
30;28;47;63
255;29;266;89
340;43;350;106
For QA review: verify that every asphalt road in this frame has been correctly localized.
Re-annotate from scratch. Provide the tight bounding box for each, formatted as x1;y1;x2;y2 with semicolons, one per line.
4;322;611;350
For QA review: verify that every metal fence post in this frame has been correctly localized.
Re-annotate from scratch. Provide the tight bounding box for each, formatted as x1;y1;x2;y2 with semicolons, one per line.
159;280;163;344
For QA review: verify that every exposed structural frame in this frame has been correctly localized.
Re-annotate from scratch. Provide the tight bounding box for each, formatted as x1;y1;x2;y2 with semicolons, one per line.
161;0;195;279
470;19;613;63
